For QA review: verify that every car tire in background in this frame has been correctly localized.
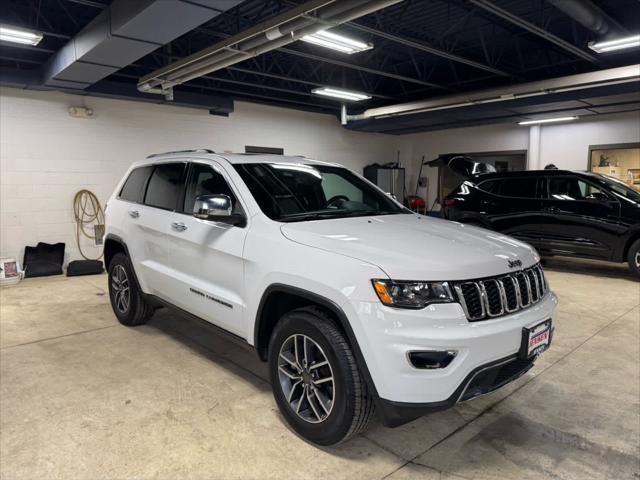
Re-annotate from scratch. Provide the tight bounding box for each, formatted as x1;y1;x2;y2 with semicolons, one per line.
627;239;640;278
107;253;154;326
268;307;375;445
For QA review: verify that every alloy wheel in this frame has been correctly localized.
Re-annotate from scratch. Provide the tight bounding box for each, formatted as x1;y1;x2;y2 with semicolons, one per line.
277;334;335;423
111;265;130;314
636;250;640;268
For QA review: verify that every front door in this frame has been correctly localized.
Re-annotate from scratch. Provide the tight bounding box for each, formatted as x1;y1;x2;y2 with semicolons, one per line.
537;176;621;259
165;161;248;337
482;176;546;246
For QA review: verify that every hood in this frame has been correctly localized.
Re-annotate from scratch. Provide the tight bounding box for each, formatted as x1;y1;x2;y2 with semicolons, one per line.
280;214;539;281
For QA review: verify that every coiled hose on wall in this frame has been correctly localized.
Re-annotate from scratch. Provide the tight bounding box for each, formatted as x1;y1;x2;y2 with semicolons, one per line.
73;190;105;260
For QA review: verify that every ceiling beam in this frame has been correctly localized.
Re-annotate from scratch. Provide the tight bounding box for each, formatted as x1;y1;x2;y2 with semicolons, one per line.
191;24;447;91
63;0;107;8
277;47;449;90
226;66;396;99
349;22;512;77
146;49;397;99
468;0;598;63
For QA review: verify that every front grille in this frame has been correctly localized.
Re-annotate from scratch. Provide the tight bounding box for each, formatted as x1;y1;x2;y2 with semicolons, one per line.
453;263;548;321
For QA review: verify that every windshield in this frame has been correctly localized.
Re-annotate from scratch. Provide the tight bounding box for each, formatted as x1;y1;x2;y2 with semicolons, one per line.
596;174;640;202
234;163;407;222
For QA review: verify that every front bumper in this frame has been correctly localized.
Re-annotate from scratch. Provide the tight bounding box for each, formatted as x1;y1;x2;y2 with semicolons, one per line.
377;353;537;426
343;291;558;426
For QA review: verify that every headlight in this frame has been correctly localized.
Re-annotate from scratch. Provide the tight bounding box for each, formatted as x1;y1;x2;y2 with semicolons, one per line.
372;279;454;309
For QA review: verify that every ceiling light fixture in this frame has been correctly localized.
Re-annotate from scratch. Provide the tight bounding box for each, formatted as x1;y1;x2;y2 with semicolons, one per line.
0;25;43;46
588;34;640;53
301;30;372;54
312;87;372;102
518;116;578;126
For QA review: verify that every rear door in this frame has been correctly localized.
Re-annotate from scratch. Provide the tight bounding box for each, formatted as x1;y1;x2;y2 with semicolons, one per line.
537;175;621;259
113;165;153;290
165;161;248;336
137;162;187;298
481;176;546;244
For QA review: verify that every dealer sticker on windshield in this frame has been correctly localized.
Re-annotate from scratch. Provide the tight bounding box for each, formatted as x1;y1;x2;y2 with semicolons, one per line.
520;320;552;359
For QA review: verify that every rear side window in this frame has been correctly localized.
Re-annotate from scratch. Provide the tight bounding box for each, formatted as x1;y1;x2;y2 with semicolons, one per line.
119;166;152;203
497;177;538;198
144;163;185;210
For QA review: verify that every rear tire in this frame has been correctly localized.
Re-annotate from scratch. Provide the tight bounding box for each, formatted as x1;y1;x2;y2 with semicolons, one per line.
268;307;375;445
627;239;640;278
107;253;154;326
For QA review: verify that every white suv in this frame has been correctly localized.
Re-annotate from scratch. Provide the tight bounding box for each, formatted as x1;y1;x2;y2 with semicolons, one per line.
105;150;557;445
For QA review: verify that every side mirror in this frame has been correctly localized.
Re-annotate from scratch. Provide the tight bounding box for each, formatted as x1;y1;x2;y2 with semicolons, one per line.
193;194;246;227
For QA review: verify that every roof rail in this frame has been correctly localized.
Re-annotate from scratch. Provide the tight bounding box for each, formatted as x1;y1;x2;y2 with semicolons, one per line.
146;149;215;159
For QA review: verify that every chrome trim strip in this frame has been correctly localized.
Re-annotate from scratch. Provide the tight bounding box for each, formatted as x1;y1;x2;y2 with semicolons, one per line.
482;279;504;317
501;276;520;313
496;279;508;313
474;282;486;319
453;284;471;320
525;269;540;303
478;281;490;317
515;273;530;308
534;268;543;298
536;265;547;294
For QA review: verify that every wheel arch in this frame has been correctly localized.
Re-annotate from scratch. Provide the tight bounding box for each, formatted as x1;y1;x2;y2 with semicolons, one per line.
104;234;128;270
254;284;379;398
622;231;640;262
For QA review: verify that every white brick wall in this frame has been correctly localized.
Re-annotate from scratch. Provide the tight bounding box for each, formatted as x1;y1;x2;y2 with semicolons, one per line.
6;86;634;267
0;87;397;265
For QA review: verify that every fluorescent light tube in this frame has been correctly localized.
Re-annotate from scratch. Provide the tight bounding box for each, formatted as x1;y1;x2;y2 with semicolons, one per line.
301;30;372;54
518;116;578;125
0;25;43;46
312;87;371;101
589;34;640;53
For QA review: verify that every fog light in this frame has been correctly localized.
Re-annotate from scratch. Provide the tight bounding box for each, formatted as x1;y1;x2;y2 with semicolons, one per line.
408;350;457;369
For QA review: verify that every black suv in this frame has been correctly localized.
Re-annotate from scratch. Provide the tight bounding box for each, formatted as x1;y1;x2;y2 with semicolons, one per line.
442;168;640;277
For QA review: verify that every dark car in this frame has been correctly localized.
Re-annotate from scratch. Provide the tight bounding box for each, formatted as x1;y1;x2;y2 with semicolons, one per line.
442;168;640;277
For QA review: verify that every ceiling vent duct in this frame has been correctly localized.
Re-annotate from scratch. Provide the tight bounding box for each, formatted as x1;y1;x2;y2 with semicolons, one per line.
42;0;244;90
547;0;625;36
138;0;403;96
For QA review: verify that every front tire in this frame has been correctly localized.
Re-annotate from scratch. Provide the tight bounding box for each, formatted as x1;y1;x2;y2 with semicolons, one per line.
627;239;640;278
268;307;375;445
107;253;154;326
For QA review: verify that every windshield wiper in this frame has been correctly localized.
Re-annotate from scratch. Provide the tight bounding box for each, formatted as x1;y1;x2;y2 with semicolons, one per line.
279;209;383;222
278;212;324;222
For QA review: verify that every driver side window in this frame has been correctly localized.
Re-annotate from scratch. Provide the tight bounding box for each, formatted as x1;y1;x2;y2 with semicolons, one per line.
548;177;606;201
183;163;240;214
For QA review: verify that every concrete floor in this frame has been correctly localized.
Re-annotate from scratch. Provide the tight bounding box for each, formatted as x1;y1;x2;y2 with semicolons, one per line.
1;258;638;480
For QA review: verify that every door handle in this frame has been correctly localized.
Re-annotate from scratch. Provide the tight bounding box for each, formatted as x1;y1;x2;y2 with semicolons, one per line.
544;206;559;213
128;209;140;218
171;222;187;232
